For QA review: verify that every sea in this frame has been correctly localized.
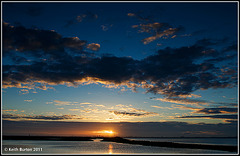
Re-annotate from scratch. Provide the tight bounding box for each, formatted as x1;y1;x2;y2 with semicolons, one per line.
2;138;238;155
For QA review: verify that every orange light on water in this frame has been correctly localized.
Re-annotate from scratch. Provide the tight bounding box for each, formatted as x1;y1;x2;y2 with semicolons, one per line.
108;144;113;154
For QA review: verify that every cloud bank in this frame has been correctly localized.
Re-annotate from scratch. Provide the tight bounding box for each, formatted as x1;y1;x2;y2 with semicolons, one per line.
177;114;237;120
2;23;238;98
194;107;238;114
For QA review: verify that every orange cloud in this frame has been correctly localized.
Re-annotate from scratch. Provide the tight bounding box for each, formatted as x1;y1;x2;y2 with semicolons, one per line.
87;43;100;51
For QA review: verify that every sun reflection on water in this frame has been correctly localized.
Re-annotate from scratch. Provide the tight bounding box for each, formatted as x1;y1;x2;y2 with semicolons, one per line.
108;144;113;154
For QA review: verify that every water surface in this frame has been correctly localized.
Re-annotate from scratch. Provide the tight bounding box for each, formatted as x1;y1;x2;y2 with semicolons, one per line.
2;139;237;154
126;137;238;146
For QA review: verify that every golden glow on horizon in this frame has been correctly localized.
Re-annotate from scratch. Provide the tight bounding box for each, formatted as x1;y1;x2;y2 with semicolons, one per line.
92;130;116;136
103;130;114;134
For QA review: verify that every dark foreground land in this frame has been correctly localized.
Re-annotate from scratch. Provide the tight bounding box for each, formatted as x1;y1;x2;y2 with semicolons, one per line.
103;137;238;152
3;136;238;152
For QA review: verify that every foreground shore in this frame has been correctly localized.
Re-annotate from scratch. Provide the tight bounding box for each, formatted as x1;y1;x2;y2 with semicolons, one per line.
3;136;238;152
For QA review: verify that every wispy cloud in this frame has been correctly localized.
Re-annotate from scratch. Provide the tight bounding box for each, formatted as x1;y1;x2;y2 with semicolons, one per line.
53;100;73;106
2;109;18;112
127;12;152;21
19;89;29;94
69;109;82;111
155;97;238;108
80;102;92;105
95;105;105;107
172;104;200;111
142;27;182;44
155;97;209;106
24;100;32;102
45;100;94;107
151;105;173;109
131;22;184;44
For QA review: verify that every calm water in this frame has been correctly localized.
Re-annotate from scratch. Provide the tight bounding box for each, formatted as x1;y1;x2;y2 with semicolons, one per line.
126;137;238;146
2;138;238;154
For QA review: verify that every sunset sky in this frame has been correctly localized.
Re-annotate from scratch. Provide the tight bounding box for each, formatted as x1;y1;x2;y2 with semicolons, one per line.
2;2;238;137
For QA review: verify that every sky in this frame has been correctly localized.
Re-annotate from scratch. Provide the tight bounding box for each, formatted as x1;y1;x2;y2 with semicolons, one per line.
1;1;239;137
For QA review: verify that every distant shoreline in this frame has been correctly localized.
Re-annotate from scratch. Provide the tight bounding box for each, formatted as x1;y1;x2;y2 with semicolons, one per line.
125;136;238;138
2;136;238;153
3;136;93;141
3;135;237;138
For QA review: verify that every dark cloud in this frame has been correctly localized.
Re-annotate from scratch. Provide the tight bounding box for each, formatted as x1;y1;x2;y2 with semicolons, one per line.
3;22;87;57
140;41;237;96
109;110;157;117
2;114;84;121
2;23;238;97
3;22;94;88
177;114;238;120
194;107;238;114
222;43;237;53
87;56;137;84
203;42;238;64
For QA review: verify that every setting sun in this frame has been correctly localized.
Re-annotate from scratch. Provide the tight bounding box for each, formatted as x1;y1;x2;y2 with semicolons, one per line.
104;130;114;134
92;130;116;137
